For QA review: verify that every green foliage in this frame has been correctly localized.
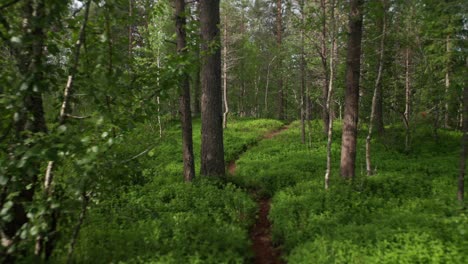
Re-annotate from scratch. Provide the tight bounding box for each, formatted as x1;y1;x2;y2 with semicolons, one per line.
52;118;280;263
247;122;468;263
67;179;255;263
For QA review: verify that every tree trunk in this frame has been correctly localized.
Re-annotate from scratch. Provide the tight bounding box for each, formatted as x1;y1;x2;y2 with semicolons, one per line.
277;0;284;120
265;56;277;117
66;192;89;264
128;0;133;57
300;3;306;144
192;2;201;116
175;0;195;182
325;0;336;189
34;0;92;258
366;0;386;176
444;34;451;128
200;0;225;176
321;0;330;134
222;13;229;128
2;0;48;256
404;47;411;151
340;0;363;179
459;85;468;202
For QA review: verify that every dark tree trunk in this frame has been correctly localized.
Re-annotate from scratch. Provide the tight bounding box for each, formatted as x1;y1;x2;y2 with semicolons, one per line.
340;0;363;179
200;0;225;176
3;0;48;255
277;0;284;120
374;3;386;136
321;0;330;134
192;2;201;116
175;0;195;181
300;0;306;144
458;85;468;202
366;0;386;176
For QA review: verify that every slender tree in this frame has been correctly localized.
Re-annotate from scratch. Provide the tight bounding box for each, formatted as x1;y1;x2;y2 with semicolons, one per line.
458;85;468;202
222;12;229;128
200;0;225;176
175;0;195;181
321;0;330;134
35;1;92;258
340;0;364;179
277;0;284;120
300;0;306;144
325;0;336;189
2;0;49;257
366;0;386;176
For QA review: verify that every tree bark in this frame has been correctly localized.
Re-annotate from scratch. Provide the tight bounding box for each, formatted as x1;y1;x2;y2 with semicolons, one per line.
175;0;195;182
36;1;91;258
321;0;330;134
66;192;89;264
2;0;48;256
200;0;225;176
265;56;277;117
340;0;363;179
458;77;468;202
128;0;133;57
404;47;411;151
300;0;306;144
277;0;284;120
366;0;386;176
222;12;229;128
444;34;451;128
192;2;201;116
325;0;336;189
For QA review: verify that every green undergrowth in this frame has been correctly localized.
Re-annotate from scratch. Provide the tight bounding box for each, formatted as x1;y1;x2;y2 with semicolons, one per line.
53;118;282;263
231;120;467;263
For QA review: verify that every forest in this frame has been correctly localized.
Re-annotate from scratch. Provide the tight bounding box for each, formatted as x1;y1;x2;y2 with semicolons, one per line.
0;0;467;263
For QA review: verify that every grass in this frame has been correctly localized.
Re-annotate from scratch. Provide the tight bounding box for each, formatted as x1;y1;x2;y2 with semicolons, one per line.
53;118;467;263
52;118;283;263
230;120;467;263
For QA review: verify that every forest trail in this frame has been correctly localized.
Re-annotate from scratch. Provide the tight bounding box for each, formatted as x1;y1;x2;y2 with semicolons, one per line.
227;125;289;175
228;124;289;264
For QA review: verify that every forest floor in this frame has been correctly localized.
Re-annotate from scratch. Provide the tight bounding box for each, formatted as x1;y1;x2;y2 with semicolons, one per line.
228;124;290;264
63;119;467;264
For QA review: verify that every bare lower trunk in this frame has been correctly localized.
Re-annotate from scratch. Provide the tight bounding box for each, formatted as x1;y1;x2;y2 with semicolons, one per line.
444;34;451;128
200;0;225;176
458;79;468;202
3;0;48;258
128;0;133;57
175;0;195;182
321;0;330;134
325;0;336;189
300;1;306;144
35;1;92;258
276;0;284;120
157;96;162;138
254;75;260;117
66;192;89;264
404;48;411;151
192;1;201;116
366;0;386;176
265;56;276;117
222;13;229;128
340;0;363;179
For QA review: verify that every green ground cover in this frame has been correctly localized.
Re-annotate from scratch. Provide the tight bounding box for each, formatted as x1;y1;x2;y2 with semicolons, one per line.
53;118;283;263
53;118;467;263
233;121;467;263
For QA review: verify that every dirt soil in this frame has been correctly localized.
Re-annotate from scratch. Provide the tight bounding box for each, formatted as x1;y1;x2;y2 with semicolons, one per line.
250;198;283;264
226;125;289;263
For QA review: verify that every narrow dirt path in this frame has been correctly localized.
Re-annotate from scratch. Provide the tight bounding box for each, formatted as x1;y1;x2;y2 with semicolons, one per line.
227;125;289;264
251;198;282;264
